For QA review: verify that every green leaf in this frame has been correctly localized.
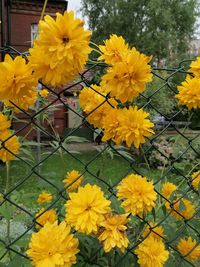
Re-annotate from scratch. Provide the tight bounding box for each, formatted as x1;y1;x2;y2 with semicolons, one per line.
184;163;193;174
0;204;14;220
162;205;167;216
96;169;101;178
22;141;42;147
64;136;88;144
173;163;185;172
151;207;156;222
7;255;31;267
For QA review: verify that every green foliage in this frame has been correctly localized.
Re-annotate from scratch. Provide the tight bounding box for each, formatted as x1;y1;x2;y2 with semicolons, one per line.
81;0;199;61
137;74;178;117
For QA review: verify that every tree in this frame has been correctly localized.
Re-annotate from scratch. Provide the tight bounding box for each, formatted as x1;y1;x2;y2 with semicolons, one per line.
81;0;199;63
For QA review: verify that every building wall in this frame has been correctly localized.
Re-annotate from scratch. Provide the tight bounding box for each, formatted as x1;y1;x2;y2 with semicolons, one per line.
0;0;69;140
0;0;67;51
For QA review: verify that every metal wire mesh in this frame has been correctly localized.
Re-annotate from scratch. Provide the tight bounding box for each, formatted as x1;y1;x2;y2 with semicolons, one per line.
0;45;200;267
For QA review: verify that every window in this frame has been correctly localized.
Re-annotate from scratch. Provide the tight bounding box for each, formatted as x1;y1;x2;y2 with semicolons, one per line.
31;24;39;46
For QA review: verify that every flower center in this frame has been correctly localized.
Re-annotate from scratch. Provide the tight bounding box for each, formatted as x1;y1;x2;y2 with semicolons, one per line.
48;251;53;256
62;36;69;44
85;205;92;211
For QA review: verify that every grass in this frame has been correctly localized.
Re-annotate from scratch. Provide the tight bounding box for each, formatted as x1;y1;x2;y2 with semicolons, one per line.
0;141;198;267
1;128;199;209
0;149;162;208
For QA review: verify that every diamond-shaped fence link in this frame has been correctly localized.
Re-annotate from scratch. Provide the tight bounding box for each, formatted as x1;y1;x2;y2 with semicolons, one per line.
0;45;200;267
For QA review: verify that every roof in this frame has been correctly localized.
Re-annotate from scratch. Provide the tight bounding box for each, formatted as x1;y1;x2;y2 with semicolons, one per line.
6;0;68;6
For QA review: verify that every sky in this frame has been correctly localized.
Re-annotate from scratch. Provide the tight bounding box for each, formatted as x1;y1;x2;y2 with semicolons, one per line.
67;0;89;28
67;0;82;16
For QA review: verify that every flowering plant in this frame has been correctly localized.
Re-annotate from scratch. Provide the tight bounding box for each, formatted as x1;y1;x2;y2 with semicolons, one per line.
0;8;200;267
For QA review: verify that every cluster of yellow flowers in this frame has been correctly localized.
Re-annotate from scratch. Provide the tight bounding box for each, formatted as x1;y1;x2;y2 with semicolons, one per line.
63;181;131;254
0;10;92;171
79;34;155;148
35;191;57;228
34;170;84;230
28;172;160;266
176;58;200;109
99;35;153;103
161;182;195;220
28;169;200;267
0;8;198;267
80;86;154;148
0;112;20;162
116;175;168;266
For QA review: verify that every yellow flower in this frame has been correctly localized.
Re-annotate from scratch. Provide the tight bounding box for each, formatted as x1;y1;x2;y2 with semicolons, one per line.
98;213;129;253
115;106;154;148
0;55;37;111
102;108;122;143
177;237;200;261
101;48;152;103
167;197;195;220
161;182;177;199
63;170;83;191
102;107;154;148
37;191;52;204
98;34;129;65
191;170;200;190
116;174;157;216
0;130;20;162
189;57;200;77
65;184;111;234
143;222;164;241
39;89;49;98
135;236;169;267
176;77;200;109
29;11;91;86
27;221;79;267
0;113;11;132
79;84;117;128
35;208;57;228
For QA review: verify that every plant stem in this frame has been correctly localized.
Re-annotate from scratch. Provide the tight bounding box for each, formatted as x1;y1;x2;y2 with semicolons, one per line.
33;0;48;45
5;161;11;260
187;162;200;176
90;41;100;49
140;146;150;170
91;47;102;55
40;0;48;21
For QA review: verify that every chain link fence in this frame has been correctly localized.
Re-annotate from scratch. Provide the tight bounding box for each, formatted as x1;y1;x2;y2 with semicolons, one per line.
0;44;200;267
